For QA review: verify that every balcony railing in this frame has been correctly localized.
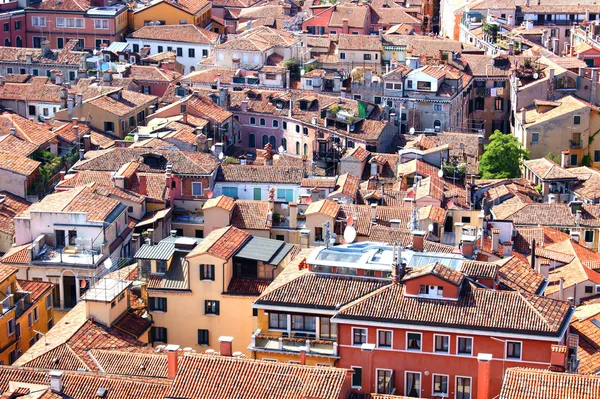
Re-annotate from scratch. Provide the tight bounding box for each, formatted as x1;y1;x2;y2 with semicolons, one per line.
250;333;338;357
0;295;13;315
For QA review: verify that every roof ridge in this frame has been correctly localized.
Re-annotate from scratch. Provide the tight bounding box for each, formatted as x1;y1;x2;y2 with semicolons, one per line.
517;290;557;329
256;267;309;300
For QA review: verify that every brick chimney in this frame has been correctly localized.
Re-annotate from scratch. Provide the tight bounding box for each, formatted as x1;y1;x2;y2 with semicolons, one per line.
219;336;234;356
561;149;570;168
491;228;500;253
476;353;493;399
289;202;298;229
550;345;568;372
342;18;349;34
412;231;425;251
462;237;475;257
166;344;180;380
300;346;307;365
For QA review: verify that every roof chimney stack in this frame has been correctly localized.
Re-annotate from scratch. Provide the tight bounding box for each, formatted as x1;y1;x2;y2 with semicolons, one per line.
166;344;180;380
219;336;234;356
49;371;63;393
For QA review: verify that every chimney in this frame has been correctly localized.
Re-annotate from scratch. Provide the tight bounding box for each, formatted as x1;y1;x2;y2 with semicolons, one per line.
559;277;564;300
9;128;15;136
114;175;125;189
241;99;248;112
503;241;513;257
55;72;64;85
67;97;74;118
49;371;63;393
477;135;484;158
82;134;91;152
41;40;51;57
361;343;376;392
103;72;113;82
299;346;307;365
454;222;464;246
378;28;383;41
59;170;66;181
342;18;349;34
550;345;568;372
548;194;556;204
76;93;83;106
371;203;377;222
289;202;298;229
576;209;581;226
219;336;234;356
138;175;148;196
79;148;85;160
561;149;570;168
166;344;180;380
219;88;227;107
462;237;475;257
491;228;500;252
412;231;425;251
476;353;493;399
507;14;514;25
216;73;222;91
520;108;526;125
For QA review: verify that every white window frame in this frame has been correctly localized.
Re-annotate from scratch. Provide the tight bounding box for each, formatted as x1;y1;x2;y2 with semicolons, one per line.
350;365;362;389
32;16;46;27
455;376;472;399
434;104;443;112
376;329;393;348
404;370;421;397
33;306;38;322
432;373;449;397
7;318;14;336
351;327;367;346
456;336;473;356
191;182;203;196
505;340;523;361
46;293;52;310
56;17;65;27
433;333;450;353
406;331;422;351
376;368;394;394
94;19;109;30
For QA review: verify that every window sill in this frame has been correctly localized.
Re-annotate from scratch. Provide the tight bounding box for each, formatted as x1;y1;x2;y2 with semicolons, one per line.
406;348;422;352
457;353;472;356
205;313;219;317
200;279;215;282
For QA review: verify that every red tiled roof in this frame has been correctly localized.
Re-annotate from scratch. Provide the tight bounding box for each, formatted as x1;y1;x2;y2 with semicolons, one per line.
0;150;40;176
188;226;251;260
226;278;272;296
497;255;546;294
231;200;271;230
1;243;30;264
0;263;17;282
112;310;152;338
17;279;53;302
403;262;464;285
89;349;168;378
203;195;236;211
305;199;340;218
167;353;348;399
130;24;219;45
499;367;600;399
0;192;30;235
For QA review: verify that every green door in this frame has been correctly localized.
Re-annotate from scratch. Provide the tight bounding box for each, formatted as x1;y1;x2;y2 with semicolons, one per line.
253;187;261;200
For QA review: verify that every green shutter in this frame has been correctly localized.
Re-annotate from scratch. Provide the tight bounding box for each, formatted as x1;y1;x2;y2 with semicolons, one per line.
286;189;294;202
254;187;261;200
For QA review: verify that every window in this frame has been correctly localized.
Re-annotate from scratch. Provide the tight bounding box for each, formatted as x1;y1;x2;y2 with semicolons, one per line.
28;313;32;328
151;326;167;342
353;328;367;345
222;187;238;198
282;121;287;130
377;330;392;348
28;105;36;116
3;22;8;32
434;334;449;352
205;300;220;315
33;307;38;322
586;285;594;294
406;332;421;351
351;367;362;388
571;154;578;166
176;47;183;57
506;341;522;359
269;312;287;329
405;372;420;397
118;292;125;302
195;230;203;238
363;54;372;61
158;45;164;53
260;118;266;126
249;117;256;125
32;16;46;27
574;115;581;125
303;127;308;136
595;150;600;163
191;182;202;196
149;297;167;311
202;49;208;57
14;21;20;30
434;104;442;112
314;226;323;242
7;318;15;336
495;97;504;111
6;67;12;74
157;260;167;274
276;188;294;202
585;230;594;243
200;264;214;280
532;133;539;144
456;377;471;399
433;374;449;396
407;80;413;89
188;48;195;58
94;19;108;29
457;337;473;355
340;52;346;59
46;294;52;310
57;37;64;49
305;79;313;87
272;120;279;128
291;315;316;332
198;329;209;345
378;369;394;394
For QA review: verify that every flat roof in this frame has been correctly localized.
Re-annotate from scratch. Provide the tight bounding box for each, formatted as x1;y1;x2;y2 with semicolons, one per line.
82;278;132;303
234;237;293;264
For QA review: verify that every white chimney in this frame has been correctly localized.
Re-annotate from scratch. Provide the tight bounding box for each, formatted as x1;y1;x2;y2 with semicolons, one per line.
371;203;377;222
49;371;63;393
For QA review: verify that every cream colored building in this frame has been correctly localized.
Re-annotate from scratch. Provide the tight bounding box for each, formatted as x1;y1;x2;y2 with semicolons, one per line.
137;227;297;354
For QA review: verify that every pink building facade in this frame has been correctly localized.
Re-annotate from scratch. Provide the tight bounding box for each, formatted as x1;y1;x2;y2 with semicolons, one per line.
0;3;25;48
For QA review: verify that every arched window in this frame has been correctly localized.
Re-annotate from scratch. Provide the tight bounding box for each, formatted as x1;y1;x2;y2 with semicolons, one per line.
4;38;10;46
15;36;21;48
189;66;195;72
250;117;256;125
260;118;266;126
557;76;577;89
282;121;287;130
269;135;276;148
249;134;256;147
262;135;269;147
281;138;287;150
296;141;300;155
303;127;308;136
433;120;442;132
272;120;279;128
303;143;308;155
295;125;300;133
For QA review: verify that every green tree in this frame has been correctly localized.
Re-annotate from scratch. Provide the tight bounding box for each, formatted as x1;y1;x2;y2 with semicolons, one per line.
478;131;529;179
545;152;560;164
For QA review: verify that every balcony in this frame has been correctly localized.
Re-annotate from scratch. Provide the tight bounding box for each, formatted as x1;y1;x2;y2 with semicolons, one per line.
33;245;103;267
0;295;13;315
250;333;339;358
173;211;204;225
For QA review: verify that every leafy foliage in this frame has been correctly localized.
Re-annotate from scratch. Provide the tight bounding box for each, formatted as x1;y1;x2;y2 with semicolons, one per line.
478;130;529;179
545;152;560;164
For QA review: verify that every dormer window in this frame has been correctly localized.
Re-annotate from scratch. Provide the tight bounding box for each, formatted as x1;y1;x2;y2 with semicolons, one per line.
419;285;444;297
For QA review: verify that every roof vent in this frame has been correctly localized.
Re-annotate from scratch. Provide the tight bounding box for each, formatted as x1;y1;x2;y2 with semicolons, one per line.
96;388;107;398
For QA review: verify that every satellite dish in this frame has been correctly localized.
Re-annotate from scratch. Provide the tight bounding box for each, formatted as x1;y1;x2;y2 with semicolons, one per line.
210;145;216;152
278;145;284;153
533;72;539;79
347;215;354;227
343;226;357;244
103;257;113;269
218;152;224;160
409;127;416;135
438;169;444;178
428;223;434;232
206;190;213;198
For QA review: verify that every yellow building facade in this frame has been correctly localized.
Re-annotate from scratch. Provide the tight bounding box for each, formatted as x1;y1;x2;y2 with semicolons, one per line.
129;0;212;31
0;266;54;365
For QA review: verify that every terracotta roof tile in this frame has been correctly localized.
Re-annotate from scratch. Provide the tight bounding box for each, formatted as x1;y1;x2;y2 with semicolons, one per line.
0;192;30;235
1;243;30;264
88;90;157;118
231;200;271;230
0;150;40;176
203;195;236;211
218;165;305;184
496;255;546;294
226;278;272;295
112;311;152;339
499;368;600;399
89;349;168;378
188;226;251;260
305;199;340;218
16;279;53;302
0;263;17;282
403;262;464;286
129;24;219;45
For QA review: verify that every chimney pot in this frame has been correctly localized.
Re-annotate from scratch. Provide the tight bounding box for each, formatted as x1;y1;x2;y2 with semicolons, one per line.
166;344;180;380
